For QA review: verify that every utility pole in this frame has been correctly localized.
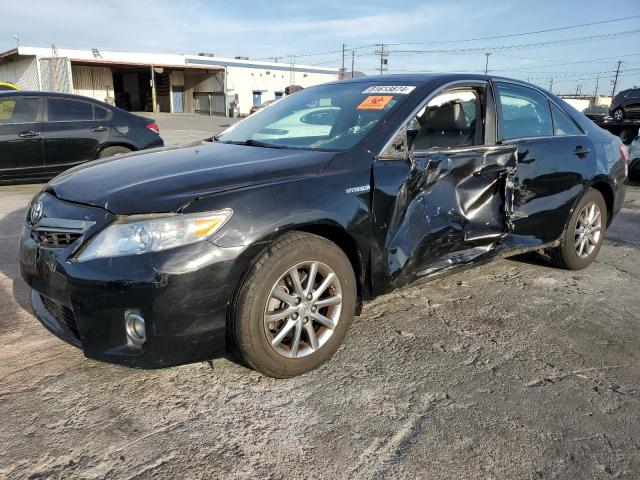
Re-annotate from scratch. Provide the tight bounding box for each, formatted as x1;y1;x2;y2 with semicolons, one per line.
611;60;622;97
150;65;157;114
549;77;554;93
272;57;282;63
11;34;19;48
351;50;355;78
375;44;388;75
340;44;346;80
484;52;491;75
594;76;599;97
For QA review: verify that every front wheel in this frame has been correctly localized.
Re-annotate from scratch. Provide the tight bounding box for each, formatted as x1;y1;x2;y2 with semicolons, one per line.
230;232;357;378
549;188;607;270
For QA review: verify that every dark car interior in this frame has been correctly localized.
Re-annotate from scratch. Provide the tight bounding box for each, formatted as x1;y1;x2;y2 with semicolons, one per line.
409;89;482;150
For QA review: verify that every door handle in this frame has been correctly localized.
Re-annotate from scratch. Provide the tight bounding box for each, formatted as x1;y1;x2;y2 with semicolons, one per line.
18;131;40;138
90;126;107;132
573;146;591;157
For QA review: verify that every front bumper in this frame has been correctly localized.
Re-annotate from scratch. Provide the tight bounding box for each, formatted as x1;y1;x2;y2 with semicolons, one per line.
19;193;261;368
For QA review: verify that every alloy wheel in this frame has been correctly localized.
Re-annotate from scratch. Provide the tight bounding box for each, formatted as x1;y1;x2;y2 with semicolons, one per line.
613;109;624;121
264;261;342;358
575;202;602;258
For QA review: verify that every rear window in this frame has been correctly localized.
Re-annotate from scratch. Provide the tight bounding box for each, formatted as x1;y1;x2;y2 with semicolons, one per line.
550;103;581;136
94;105;110;120
48;98;94;122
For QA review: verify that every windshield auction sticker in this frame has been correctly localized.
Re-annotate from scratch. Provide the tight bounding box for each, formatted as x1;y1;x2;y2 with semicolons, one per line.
357;95;394;110
362;86;416;94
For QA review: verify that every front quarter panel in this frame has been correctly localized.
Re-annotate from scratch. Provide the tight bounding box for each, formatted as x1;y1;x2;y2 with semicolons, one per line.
182;150;373;264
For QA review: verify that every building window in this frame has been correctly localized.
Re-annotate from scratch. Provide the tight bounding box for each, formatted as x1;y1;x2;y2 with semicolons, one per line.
252;91;262;106
275;91;283;100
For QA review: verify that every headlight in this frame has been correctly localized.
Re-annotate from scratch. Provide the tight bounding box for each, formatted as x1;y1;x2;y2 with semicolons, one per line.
76;209;233;262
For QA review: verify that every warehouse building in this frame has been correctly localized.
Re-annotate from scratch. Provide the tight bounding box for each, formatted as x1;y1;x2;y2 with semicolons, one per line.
0;46;339;116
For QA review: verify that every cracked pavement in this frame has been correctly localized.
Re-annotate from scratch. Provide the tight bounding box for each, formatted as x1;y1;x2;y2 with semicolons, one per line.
0;180;639;479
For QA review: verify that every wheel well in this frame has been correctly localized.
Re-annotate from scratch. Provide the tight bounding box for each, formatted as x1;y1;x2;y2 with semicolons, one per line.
591;181;614;226
296;224;367;312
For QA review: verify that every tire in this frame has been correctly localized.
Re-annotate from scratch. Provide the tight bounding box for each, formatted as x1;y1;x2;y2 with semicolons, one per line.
619;128;634;145
230;232;357;378
612;108;625;122
549;188;607;270
99;146;132;158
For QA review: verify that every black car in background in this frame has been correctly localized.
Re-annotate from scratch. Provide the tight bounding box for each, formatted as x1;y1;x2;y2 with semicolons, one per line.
582;105;609;123
19;74;627;378
610;87;640;121
0;91;163;183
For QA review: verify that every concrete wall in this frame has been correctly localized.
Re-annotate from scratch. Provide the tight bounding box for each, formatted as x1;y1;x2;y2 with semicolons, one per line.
0;56;40;90
225;65;337;115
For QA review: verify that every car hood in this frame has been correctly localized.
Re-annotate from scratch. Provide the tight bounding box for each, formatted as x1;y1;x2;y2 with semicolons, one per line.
47;142;336;214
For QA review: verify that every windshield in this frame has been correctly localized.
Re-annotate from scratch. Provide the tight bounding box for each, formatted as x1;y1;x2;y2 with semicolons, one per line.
217;83;416;151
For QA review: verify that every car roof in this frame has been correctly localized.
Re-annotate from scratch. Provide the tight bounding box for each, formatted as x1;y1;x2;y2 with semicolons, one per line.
0;90;112;106
325;72;551;90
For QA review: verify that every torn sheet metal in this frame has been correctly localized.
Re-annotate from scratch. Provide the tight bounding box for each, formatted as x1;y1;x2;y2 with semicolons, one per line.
372;146;518;290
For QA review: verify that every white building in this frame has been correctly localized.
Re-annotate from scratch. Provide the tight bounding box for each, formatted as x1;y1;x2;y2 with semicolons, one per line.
0;46;339;116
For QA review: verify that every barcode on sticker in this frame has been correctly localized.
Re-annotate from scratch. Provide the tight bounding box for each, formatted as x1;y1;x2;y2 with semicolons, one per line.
362;86;416;95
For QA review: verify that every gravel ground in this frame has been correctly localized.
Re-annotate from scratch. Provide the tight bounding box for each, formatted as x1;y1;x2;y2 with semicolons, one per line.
0;180;639;480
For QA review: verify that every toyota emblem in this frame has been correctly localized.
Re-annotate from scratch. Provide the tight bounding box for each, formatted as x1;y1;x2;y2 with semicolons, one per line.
29;201;43;225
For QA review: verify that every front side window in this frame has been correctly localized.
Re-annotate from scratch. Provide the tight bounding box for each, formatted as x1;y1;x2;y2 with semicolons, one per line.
48;98;94;122
0;97;39;124
550;102;581;136
409;88;481;150
496;83;553;140
625;89;640;99
217;82;413;151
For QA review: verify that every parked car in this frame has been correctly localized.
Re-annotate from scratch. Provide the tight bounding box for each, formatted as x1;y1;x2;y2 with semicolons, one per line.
249;99;276;115
20;74;627;377
609;87;640;121
0;81;19;91
0;91;163;183
582;105;609;123
629;129;640;179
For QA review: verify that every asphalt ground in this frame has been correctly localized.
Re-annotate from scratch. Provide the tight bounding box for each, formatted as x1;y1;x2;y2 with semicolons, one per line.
0;169;639;478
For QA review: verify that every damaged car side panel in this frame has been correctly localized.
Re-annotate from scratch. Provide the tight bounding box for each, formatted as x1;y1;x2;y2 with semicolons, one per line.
371;146;517;293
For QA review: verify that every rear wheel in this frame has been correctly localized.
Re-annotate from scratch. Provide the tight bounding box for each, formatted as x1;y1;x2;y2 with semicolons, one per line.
99;146;132;158
549;188;607;270
230;232;357;378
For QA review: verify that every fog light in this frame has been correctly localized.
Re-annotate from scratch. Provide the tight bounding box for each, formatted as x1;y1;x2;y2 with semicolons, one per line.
125;312;146;344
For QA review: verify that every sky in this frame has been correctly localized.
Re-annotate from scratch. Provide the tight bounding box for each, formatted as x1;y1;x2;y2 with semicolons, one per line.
2;0;639;95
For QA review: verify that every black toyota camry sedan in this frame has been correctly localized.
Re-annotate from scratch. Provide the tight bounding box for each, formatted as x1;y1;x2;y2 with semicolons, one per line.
0;91;163;183
19;74;627;377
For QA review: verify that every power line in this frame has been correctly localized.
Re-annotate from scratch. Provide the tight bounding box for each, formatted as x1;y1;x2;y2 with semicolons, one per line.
490;52;640;72
388;29;640;55
252;14;640;63
384;14;640;46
